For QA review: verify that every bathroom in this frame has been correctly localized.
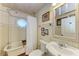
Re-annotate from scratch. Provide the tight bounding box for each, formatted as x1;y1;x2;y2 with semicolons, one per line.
0;3;79;56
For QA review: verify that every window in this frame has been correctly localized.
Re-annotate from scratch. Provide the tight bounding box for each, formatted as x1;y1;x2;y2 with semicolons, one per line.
17;19;27;28
55;3;75;16
66;3;75;12
61;16;76;36
61;4;66;14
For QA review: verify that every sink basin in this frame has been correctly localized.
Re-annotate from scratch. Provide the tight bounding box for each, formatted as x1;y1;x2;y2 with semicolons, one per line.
46;42;79;56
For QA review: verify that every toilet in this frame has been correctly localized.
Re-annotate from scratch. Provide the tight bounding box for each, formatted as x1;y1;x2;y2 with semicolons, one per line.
29;40;47;56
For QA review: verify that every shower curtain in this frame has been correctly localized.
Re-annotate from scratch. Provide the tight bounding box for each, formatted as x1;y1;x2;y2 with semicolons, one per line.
26;16;37;55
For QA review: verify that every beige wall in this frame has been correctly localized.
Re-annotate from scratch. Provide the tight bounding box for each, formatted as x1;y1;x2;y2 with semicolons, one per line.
0;4;31;55
36;3;79;49
36;4;53;48
55;26;61;35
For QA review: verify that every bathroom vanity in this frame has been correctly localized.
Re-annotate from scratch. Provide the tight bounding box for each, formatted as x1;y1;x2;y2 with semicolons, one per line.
46;41;79;56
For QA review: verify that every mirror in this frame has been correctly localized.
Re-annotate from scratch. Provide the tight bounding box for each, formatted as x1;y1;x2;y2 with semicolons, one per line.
55;16;76;37
55;3;76;38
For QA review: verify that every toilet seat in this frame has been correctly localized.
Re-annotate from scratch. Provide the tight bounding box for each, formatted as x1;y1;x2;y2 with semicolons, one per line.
29;49;44;56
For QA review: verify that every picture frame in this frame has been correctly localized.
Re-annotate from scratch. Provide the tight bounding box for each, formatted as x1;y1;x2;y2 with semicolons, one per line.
41;27;49;36
42;11;50;22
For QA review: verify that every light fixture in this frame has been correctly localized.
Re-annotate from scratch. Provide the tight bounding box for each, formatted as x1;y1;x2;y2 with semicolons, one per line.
52;3;57;6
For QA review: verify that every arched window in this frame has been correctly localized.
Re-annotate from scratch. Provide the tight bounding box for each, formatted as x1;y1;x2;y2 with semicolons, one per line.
17;19;27;28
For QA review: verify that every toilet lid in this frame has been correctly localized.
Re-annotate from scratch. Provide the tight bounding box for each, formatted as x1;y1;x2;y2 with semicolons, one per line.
29;49;43;56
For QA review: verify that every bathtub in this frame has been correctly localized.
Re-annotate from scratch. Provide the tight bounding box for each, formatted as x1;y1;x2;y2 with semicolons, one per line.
4;41;26;56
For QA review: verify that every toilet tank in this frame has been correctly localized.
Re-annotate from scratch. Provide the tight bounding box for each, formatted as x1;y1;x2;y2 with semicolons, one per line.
40;40;47;53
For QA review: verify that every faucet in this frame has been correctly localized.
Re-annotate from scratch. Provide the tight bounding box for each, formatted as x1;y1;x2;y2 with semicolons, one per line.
58;43;67;48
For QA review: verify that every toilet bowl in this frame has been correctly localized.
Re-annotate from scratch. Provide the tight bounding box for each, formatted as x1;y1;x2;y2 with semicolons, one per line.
29;40;47;56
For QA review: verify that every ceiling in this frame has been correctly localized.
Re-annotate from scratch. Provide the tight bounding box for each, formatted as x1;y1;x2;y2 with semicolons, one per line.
2;3;51;15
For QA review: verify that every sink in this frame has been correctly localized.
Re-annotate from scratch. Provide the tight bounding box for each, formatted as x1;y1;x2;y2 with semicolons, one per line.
46;42;79;56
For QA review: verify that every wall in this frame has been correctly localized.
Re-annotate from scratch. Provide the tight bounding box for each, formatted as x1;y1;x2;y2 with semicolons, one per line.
55;26;61;35
36;3;79;49
36;4;53;48
52;3;79;49
0;4;31;55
